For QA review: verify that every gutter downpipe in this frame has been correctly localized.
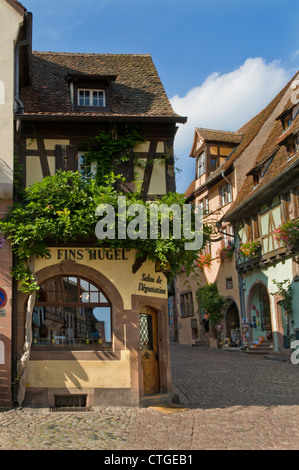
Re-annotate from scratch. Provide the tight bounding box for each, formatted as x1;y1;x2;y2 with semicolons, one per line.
14;11;32;115
221;170;232;186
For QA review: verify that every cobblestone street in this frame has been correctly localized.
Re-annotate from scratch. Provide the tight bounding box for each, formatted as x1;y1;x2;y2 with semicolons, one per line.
1;343;299;450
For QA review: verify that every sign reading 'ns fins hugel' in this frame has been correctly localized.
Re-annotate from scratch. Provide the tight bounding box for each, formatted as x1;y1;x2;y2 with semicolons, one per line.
36;248;130;261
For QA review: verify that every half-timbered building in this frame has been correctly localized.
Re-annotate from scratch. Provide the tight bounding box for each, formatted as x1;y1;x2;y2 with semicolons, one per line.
225;71;299;353
8;8;187;408
174;71;299;353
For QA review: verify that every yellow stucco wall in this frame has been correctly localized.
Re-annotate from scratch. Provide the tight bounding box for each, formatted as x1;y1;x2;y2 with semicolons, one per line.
34;248;167;311
26;350;131;389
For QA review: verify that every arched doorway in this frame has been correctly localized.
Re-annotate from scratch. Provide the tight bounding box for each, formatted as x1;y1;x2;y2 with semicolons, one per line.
225;300;240;346
248;283;272;342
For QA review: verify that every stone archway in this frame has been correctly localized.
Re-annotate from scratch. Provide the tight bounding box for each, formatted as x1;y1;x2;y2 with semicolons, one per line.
225;300;240;346
248;282;272;343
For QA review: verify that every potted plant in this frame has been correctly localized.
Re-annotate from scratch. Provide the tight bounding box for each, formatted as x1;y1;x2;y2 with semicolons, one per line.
273;219;299;250
196;253;212;269
217;242;235;262
238;239;262;258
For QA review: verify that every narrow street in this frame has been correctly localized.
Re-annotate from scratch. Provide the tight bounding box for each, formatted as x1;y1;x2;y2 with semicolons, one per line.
1;343;299;450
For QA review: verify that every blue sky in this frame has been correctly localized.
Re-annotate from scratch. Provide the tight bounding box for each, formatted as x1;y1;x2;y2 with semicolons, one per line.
24;0;299;192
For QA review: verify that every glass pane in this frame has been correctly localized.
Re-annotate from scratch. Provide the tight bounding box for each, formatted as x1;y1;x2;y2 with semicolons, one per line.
89;282;98;292
139;314;153;350
90;292;99;303
32;305;111;348
98;92;104;106
99;292;108;303
81;292;90;303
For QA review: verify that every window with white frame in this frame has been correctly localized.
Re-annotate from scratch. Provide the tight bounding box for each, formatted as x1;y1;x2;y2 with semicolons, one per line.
78;89;105;107
221;183;232;206
78;152;97;180
197;152;206;178
198;196;209;216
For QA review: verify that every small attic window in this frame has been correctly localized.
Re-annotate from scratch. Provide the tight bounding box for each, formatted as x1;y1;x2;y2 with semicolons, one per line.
253;170;261;186
282;113;293;130
247;165;263;187
286;137;297;158
66;73;117;112
78;89;105;107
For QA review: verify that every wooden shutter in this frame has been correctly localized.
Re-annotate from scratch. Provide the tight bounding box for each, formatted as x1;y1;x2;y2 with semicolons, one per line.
55;145;77;172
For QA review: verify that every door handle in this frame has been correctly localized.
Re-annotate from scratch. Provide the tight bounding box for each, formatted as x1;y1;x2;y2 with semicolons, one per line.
155;353;159;360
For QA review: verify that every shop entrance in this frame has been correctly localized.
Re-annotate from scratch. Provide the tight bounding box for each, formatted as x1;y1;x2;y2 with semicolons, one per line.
249;283;272;342
225;301;240;346
139;307;160;395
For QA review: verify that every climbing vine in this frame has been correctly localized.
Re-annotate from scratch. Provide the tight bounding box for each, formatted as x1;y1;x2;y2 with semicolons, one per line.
0;170;210;293
271;279;294;315
83;126;145;185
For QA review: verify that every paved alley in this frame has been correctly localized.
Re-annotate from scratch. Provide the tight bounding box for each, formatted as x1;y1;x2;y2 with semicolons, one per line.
1;343;299;450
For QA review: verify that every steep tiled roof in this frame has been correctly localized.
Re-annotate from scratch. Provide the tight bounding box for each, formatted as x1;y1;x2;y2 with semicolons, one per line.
189;73;296;199
20;51;186;122
225;72;299;218
184;179;195;200
194;128;243;146
277;112;299;144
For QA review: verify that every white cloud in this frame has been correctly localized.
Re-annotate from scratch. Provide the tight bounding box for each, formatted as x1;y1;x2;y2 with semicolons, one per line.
170;58;290;191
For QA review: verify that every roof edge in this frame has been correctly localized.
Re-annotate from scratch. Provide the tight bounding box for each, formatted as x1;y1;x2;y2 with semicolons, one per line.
5;0;26;15
15;113;188;124
225;156;299;222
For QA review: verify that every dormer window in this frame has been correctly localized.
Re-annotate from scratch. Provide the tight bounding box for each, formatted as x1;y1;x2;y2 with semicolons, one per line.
78;89;105;107
253;169;261;186
66;73;117;113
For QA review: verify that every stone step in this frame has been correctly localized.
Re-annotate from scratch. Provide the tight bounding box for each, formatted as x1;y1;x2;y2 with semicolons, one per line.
247;341;272;354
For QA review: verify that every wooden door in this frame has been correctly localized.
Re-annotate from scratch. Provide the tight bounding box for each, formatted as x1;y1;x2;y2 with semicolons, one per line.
139;307;160;395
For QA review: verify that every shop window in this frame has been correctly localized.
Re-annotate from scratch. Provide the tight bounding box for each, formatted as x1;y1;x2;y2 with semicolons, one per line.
180;291;194;317
32;276;112;349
